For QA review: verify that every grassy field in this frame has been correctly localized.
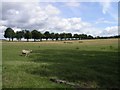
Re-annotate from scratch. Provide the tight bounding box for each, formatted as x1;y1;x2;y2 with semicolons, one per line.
2;39;119;88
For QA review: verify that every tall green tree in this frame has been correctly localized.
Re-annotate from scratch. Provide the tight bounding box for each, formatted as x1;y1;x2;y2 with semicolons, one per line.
87;35;93;39
66;33;72;40
16;31;24;41
63;33;67;40
59;33;64;41
50;33;55;41
80;34;87;39
44;31;50;41
39;32;43;41
24;30;32;42
4;27;15;41
31;30;40;42
78;34;82;40
55;33;59;41
73;34;79;40
59;33;67;40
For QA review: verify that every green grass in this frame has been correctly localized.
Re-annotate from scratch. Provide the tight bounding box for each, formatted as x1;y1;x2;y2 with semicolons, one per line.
2;39;119;88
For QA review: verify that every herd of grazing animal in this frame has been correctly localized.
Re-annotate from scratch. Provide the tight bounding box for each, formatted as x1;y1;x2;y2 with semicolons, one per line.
21;49;32;57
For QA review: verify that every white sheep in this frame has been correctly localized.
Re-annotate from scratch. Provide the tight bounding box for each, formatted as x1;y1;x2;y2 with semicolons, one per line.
22;49;32;57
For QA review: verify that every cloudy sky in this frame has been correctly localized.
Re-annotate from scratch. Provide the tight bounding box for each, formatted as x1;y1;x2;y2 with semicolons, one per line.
0;0;119;39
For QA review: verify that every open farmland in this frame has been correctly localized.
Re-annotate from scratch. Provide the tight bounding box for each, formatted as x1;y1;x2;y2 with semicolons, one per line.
2;39;119;88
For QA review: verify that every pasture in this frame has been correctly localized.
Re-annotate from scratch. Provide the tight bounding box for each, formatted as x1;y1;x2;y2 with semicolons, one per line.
2;39;119;88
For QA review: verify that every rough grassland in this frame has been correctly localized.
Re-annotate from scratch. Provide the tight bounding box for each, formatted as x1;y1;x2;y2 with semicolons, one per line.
2;39;119;88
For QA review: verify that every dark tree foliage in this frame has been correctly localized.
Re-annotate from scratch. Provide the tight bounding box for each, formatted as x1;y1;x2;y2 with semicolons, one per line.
73;34;79;40
87;35;93;39
63;33;67;40
39;32;43;41
59;33;67;40
50;33;55;41
4;27;119;42
66;33;72;40
59;33;66;40
55;33;59;41
80;34;88;39
4;27;15;41
44;31;50;40
24;30;32;42
16;31;24;41
31;30;40;41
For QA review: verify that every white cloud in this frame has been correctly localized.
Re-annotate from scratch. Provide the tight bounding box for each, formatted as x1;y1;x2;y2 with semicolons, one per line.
100;0;111;14
2;2;61;29
99;0;118;21
46;17;91;34
45;4;60;15
80;26;118;37
12;27;22;32
95;18;116;24
105;26;118;35
100;26;118;36
0;25;7;33
0;2;118;39
0;25;7;39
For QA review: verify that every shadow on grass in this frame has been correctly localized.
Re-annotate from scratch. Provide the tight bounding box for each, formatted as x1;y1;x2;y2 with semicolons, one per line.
25;49;119;88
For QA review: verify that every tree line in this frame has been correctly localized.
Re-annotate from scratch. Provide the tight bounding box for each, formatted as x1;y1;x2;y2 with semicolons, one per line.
4;27;94;41
4;27;119;42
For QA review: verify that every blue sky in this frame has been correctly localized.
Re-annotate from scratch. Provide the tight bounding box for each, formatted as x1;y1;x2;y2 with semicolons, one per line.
0;1;118;38
53;2;117;26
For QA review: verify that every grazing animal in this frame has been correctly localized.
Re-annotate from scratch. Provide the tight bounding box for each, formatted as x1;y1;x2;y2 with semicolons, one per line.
22;49;32;57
